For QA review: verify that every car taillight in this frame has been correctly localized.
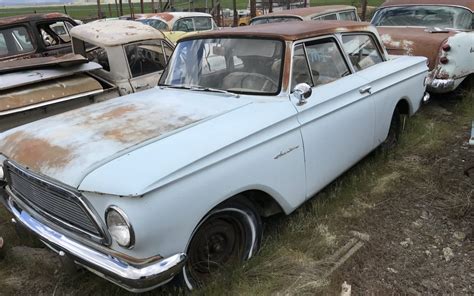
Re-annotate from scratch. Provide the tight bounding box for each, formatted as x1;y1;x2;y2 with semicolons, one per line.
442;44;451;51
440;57;449;64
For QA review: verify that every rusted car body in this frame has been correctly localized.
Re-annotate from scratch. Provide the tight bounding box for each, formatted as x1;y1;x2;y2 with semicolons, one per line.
136;12;218;43
0;13;78;61
70;20;174;95
372;0;474;93
0;21;428;291
249;5;360;25
0;20;173;131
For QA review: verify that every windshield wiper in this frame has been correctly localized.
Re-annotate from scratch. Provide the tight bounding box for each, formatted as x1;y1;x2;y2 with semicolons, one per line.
160;84;240;98
189;85;240;98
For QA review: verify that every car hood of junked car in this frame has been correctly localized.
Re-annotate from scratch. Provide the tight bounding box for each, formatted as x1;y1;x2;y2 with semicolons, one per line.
0;88;257;195
378;27;457;70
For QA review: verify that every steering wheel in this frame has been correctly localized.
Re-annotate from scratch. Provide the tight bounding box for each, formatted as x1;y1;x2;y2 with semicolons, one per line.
241;73;278;92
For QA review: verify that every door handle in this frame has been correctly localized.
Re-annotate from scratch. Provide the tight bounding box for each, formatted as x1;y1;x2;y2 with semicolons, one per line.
359;85;372;94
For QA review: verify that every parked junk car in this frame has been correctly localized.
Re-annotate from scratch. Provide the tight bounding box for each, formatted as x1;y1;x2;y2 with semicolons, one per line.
0;13;78;61
0;21;428;292
0;20;173;131
70;20;174;95
249;5;360;25
136;12;218;43
372;0;474;93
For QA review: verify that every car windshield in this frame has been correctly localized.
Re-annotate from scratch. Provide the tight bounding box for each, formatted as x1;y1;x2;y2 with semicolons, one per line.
250;16;301;25
159;38;284;95
372;5;473;30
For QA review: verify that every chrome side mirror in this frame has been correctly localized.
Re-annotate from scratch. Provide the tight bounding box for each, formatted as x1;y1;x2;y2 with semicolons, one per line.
292;83;312;106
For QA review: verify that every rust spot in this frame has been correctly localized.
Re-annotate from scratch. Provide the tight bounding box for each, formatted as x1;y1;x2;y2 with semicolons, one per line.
0;131;72;171
157;13;174;22
94;105;137;121
102;116;196;144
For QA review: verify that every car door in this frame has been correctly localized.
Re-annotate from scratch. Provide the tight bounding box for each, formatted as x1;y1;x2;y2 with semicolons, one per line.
125;40;174;93
339;33;398;145
289;36;375;198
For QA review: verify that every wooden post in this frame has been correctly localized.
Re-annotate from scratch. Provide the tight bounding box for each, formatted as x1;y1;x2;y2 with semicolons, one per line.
115;0;119;17
233;0;237;26
216;2;221;26
63;5;67;15
361;0;368;21
108;3;112;17
97;0;102;18
151;0;155;13
129;0;134;19
269;0;273;13
286;0;290;10
158;0;162;12
119;0;123;16
140;0;144;13
250;0;256;18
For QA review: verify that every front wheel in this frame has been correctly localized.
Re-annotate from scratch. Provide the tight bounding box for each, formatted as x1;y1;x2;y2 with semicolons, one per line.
179;199;262;289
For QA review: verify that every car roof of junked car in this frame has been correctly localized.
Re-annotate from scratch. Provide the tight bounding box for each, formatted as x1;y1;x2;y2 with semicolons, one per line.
0;12;71;26
70;20;167;47
379;0;474;11
253;5;357;18
181;21;373;42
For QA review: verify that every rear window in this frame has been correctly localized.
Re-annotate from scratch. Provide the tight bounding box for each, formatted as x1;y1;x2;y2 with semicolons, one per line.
250;16;301;25
0;26;35;58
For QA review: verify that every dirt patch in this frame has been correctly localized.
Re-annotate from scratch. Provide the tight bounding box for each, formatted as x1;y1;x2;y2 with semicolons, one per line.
326;99;473;294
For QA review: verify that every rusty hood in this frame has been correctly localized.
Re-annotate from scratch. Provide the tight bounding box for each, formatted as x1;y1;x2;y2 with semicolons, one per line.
378;27;456;70
0;88;250;188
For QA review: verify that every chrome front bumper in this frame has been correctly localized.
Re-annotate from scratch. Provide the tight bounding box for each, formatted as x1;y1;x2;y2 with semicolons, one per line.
427;78;456;94
3;190;186;293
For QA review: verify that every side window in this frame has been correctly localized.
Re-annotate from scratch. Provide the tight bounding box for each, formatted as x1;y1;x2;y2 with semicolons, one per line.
86;45;110;71
125;41;167;78
0;26;34;58
305;38;351;86
174;18;194;32
194;17;212;30
0;34;6;56
339;11;357;21
291;44;312;90
11;27;34;52
38;21;72;46
341;34;383;71
320;14;337;21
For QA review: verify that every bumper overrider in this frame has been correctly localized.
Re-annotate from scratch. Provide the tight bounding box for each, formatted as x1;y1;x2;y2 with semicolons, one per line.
1;187;186;293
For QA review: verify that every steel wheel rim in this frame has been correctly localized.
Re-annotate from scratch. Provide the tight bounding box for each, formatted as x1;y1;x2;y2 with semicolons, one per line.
186;213;246;285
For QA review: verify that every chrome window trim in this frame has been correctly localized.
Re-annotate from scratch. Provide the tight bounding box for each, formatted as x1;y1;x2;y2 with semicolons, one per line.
290;34;354;92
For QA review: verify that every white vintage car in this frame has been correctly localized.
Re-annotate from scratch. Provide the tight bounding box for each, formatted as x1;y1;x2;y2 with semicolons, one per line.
0;21;428;292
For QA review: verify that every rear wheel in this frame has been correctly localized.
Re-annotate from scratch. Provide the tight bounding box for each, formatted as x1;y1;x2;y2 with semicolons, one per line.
180;199;262;289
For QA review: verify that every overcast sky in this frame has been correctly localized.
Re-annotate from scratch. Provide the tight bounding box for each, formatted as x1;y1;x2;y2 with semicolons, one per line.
0;0;73;5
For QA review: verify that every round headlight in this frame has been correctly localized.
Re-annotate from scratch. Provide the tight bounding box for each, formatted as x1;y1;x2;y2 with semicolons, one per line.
106;206;134;248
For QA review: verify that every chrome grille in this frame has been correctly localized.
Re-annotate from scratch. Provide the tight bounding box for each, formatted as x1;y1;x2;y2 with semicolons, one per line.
6;162;101;237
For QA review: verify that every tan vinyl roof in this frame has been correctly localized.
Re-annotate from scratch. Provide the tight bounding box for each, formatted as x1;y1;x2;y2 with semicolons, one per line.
70;20;166;47
254;5;357;19
380;0;474;11
181;21;373;42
